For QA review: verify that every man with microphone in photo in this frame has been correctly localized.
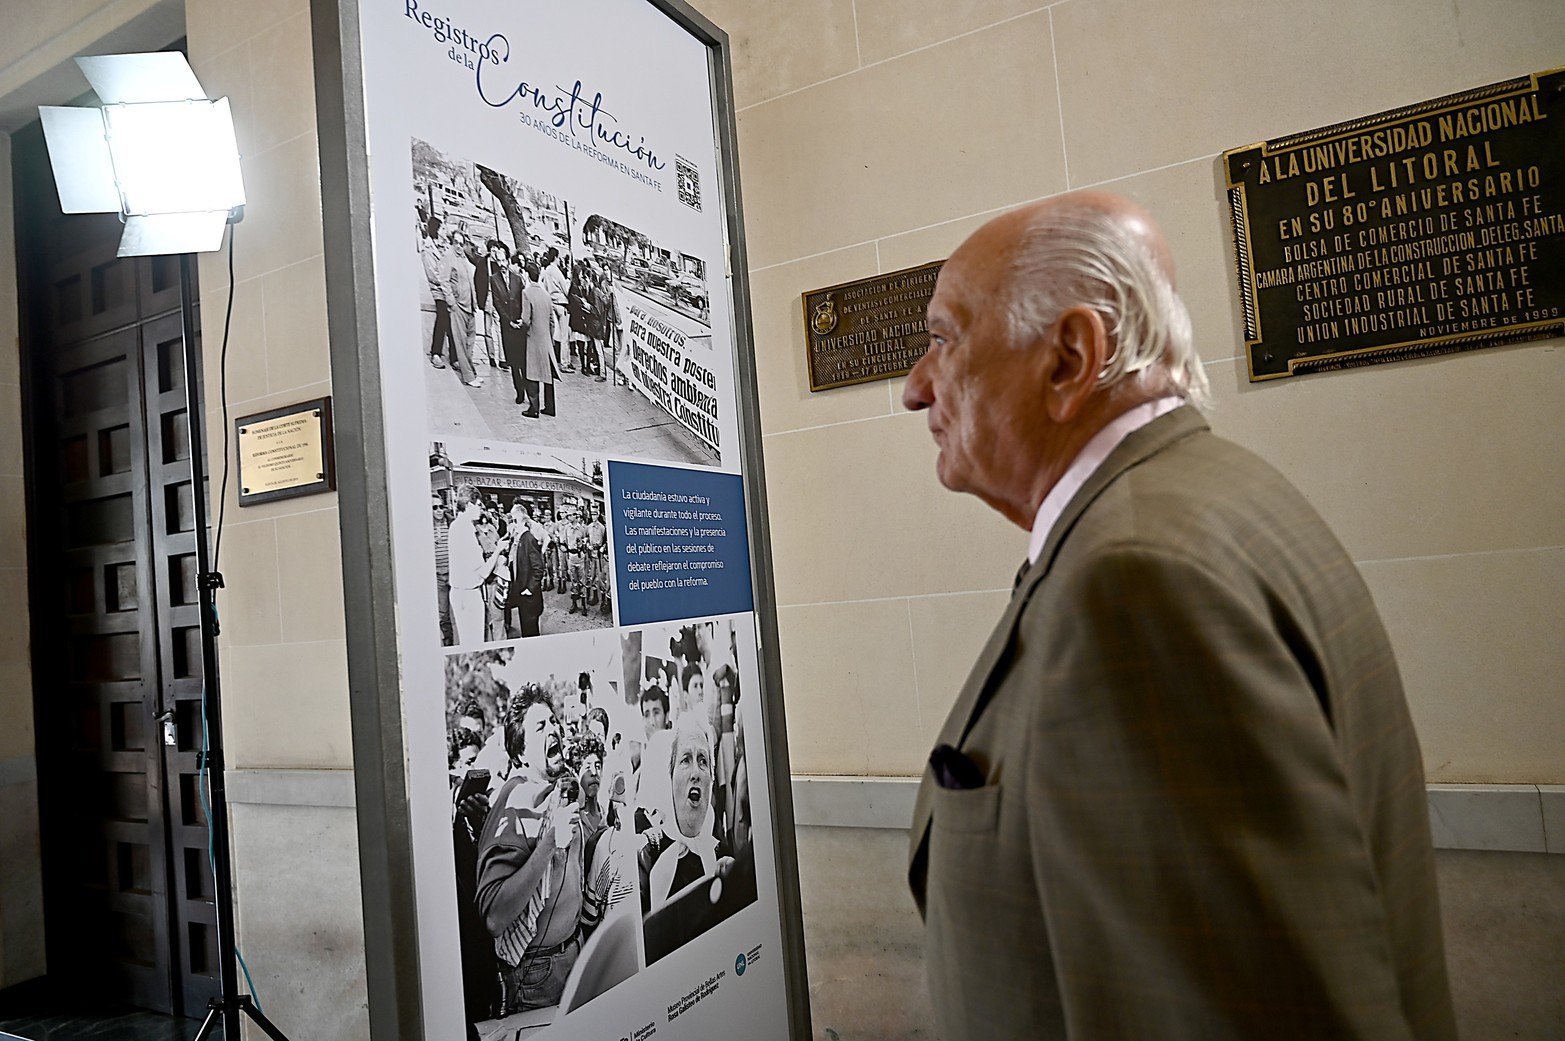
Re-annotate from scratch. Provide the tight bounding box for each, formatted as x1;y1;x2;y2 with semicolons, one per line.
476;685;591;1014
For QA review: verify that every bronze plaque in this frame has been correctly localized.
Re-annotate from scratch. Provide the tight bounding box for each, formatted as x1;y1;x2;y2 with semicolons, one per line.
803;260;942;391
1224;67;1565;381
236;397;336;506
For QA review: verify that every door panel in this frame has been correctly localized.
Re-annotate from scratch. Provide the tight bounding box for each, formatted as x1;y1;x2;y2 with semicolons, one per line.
15;122;214;1018
41;319;174;1013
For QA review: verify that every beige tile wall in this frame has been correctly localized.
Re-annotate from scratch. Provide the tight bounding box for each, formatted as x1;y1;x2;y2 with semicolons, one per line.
185;0;370;1034
694;0;1565;782
187;0;350;774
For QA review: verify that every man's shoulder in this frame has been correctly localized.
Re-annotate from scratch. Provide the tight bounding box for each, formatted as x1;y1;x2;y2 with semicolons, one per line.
1044;427;1341;589
1086;428;1310;534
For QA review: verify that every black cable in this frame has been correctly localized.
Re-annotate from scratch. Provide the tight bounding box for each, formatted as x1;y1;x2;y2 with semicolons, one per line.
211;224;236;573
197;220;266;1007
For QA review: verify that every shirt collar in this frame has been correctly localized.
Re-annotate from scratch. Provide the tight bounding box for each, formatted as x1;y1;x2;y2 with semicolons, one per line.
1027;396;1184;564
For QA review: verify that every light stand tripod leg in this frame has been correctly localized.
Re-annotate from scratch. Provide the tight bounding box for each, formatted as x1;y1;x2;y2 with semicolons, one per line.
240;997;294;1041
188;996;299;1041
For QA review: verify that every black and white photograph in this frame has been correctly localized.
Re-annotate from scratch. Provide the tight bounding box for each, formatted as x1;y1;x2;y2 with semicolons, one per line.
413;138;720;466
431;441;614;648
622;619;758;964
446;638;645;1039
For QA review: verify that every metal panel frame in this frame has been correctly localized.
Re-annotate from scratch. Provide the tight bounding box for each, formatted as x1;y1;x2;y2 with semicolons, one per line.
309;2;811;1037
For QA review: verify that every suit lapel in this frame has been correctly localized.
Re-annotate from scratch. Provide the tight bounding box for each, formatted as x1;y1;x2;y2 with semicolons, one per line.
908;406;1209;868
1030;405;1206;581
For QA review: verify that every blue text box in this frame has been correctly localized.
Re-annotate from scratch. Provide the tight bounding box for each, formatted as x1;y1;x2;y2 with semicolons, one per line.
610;461;754;626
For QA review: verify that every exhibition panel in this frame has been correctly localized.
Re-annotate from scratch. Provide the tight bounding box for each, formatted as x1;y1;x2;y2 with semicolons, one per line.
312;1;808;1037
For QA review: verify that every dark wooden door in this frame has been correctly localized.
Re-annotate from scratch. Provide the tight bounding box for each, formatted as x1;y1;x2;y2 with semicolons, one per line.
14;122;220;1018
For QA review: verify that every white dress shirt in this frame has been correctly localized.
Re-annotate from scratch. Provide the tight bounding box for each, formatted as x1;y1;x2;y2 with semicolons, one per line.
447;509;489;590
1027;396;1185;565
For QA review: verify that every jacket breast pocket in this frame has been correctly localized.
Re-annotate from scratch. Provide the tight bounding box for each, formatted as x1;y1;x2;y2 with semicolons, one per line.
930;783;1001;834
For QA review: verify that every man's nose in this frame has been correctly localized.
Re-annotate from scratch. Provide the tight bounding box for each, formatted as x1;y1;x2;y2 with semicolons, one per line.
902;354;933;412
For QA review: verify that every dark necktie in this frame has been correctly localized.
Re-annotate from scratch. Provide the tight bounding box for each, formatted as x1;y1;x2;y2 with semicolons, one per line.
1013;556;1032;592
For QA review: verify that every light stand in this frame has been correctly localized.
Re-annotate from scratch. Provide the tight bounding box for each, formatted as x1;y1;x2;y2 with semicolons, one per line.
177;253;294;1041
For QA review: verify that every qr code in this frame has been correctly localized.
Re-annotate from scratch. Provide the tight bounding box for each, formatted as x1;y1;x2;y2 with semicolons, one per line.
676;155;701;211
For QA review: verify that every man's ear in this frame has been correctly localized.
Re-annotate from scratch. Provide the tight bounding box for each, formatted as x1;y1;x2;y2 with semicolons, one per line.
1041;306;1106;423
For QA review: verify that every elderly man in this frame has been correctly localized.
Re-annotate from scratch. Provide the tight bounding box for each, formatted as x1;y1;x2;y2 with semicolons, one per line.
902;192;1454;1041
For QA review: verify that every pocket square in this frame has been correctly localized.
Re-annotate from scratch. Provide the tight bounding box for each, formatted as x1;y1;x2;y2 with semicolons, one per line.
929;743;984;790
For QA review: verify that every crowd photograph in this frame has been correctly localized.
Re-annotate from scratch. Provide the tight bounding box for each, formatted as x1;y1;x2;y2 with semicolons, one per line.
411;137;717;465
430;442;612;647
445;638;644;1039
622;619;757;964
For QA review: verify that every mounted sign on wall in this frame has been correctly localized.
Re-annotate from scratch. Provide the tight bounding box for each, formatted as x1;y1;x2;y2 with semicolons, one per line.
802;260;941;391
311;0;810;1039
235;397;335;506
1223;66;1565;381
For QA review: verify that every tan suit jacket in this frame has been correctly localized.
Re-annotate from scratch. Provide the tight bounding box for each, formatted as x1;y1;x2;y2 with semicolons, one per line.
908;407;1455;1041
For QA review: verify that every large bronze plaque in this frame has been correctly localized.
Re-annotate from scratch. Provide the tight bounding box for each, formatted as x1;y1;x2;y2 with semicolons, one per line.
1224;67;1565;381
802;260;942;391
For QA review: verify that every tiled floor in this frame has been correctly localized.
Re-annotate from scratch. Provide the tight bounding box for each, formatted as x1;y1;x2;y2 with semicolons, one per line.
0;984;211;1041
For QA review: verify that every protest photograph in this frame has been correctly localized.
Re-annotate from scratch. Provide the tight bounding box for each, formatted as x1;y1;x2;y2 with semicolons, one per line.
431;441;613;648
445;637;646;1039
412;137;721;467
622;619;758;965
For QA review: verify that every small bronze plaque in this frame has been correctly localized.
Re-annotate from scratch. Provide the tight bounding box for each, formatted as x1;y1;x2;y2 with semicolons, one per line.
236;397;335;507
1224;67;1565;381
803;260;942;391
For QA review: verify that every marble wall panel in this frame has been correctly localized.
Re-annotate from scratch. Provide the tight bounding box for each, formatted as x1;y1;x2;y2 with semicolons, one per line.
689;0;860;109
854;0;1052;66
736;13;1065;269
1052;0;1565;187
763;411;1021;608
1205;346;1565;563
220;639;354;770
229;801;370;1041
1363;547;1565;781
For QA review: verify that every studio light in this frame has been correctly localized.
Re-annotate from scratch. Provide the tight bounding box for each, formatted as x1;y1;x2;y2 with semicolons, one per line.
39;51;244;257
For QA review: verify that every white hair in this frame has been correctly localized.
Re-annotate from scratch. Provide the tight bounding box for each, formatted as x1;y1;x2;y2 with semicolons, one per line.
1003;204;1210;410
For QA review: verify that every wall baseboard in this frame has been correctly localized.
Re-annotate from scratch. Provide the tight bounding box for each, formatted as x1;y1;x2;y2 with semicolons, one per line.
226;768;356;809
218;769;1562;855
790;775;1564;855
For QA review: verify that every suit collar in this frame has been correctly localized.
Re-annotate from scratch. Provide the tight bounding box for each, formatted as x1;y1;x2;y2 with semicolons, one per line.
963;405;1206;733
909;405;1208;873
1015;405;1208;595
